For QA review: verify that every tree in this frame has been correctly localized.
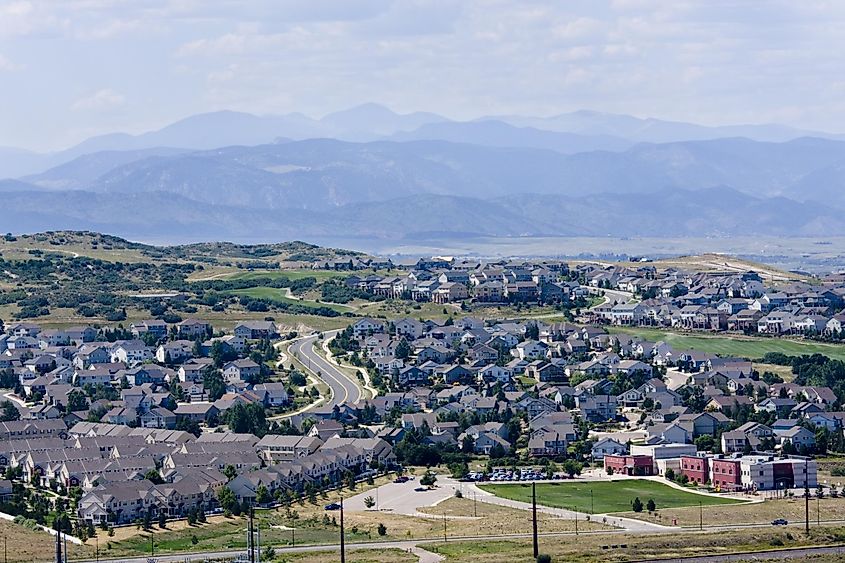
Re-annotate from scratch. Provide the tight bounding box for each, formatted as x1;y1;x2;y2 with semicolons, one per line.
664;468;675;481
364;496;376;509
223;465;238;480
202;368;227;402
489;443;507;459
0;401;19;422
65;389;89;413
144;469;163;485
420;471;437;487
631;497;643;513
256;484;271;505
377;522;387;536
694;435;714;452
562;459;582;478
646;499;656;512
217;486;237;513
395;339;412;360
158;511;167;529
186;509;197;526
225;402;268;437
344;471;356;491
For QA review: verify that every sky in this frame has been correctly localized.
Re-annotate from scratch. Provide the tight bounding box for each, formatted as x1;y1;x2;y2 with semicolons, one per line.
2;0;845;151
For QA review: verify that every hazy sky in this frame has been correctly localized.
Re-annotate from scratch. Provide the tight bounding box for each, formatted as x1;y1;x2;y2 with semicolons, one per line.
2;0;845;151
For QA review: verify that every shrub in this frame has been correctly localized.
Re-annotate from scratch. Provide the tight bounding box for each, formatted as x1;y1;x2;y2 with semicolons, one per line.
537;555;552;563
377;523;387;536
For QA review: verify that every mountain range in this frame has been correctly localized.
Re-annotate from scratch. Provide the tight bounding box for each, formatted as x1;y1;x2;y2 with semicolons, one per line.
3;104;845;244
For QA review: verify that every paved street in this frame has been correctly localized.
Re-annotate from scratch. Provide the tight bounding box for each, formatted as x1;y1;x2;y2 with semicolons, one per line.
290;332;364;408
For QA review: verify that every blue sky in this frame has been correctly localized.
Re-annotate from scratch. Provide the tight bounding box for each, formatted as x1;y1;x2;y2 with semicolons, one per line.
2;0;844;151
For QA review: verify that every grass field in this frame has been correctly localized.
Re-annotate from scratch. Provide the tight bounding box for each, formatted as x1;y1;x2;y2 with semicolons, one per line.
426;526;845;563
275;549;418;563
227;287;356;313
225;269;351;281
626;495;845;527
479;480;742;514
415;497;612;534
608;326;845;361
0;520;92;562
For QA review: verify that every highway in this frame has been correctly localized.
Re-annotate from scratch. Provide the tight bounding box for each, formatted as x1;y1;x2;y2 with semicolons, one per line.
290;331;364;409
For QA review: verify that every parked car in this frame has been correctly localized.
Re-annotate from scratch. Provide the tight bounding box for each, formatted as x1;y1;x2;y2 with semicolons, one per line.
771;518;788;526
324;503;341;511
414;486;429;492
394;476;409;483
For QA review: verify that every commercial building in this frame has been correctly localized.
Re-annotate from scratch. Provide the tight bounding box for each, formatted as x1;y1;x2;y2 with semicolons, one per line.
604;454;654;476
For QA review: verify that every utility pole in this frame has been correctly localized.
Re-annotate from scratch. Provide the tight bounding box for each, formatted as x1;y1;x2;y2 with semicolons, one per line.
532;482;538;560
55;528;62;563
574;506;578;536
292;526;295;548
591;489;594;515
699;501;703;531
340;497;346;563
442;509;447;542
256;523;261;563
248;508;255;563
805;459;810;535
473;491;477;518
150;531;154;558
95;537;98;563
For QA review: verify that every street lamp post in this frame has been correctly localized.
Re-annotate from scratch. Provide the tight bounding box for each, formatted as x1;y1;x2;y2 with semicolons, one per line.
699;501;703;531
532;482;538;559
340;497;346;563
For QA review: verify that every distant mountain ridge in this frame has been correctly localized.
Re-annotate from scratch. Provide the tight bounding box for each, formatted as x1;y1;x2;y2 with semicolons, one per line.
5;105;845;243
4;103;843;179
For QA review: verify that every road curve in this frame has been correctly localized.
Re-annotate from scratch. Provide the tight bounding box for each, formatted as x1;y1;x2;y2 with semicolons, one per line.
291;331;363;409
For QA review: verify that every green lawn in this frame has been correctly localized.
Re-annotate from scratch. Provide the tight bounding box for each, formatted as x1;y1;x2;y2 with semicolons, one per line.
226;269;348;281
479;480;741;514
227;287;355;313
608;326;845;361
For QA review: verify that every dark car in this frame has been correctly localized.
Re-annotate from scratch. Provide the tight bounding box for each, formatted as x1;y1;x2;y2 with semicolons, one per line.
414;486;429;492
394;476;409;484
771;518;788;526
324;503;341;511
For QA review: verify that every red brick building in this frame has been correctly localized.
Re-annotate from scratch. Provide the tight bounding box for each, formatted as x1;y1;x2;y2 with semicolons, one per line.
604;454;654;476
679;455;709;484
711;458;741;491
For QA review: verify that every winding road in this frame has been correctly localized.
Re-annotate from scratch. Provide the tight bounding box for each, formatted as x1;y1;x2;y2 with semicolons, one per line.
290;331;364;409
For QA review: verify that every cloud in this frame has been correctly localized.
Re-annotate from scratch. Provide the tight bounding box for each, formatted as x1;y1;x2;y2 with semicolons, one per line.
72;88;126;111
6;0;845;150
0;54;23;71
